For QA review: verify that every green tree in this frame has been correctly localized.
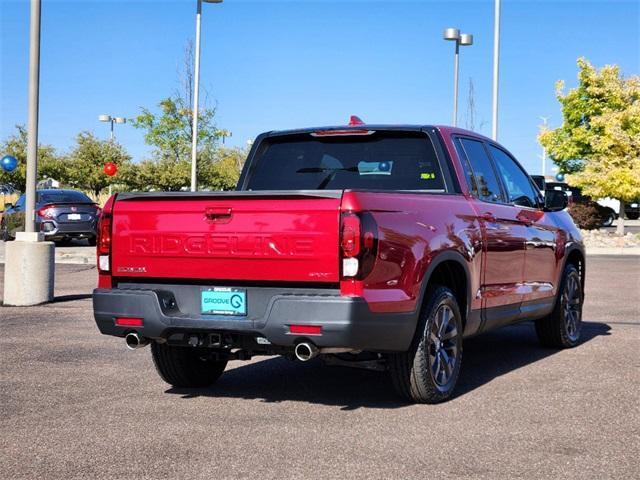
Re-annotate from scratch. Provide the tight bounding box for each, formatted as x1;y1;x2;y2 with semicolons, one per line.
539;58;640;234
132;156;191;192
0;125;63;191
129;42;240;191
131;92;224;191
200;147;246;191
65;132;133;196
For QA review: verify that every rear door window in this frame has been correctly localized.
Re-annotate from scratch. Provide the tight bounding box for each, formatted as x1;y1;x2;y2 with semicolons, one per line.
245;131;446;191
458;138;505;203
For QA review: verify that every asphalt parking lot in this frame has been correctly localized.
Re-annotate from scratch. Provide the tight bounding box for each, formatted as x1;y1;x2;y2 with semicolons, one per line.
1;256;638;479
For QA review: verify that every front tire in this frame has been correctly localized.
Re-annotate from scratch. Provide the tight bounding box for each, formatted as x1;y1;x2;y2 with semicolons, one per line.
535;264;583;348
389;286;463;403
601;210;616;227
151;342;227;388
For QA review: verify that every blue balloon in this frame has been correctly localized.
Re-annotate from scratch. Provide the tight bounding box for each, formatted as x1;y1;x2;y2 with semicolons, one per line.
1;155;18;173
555;173;565;182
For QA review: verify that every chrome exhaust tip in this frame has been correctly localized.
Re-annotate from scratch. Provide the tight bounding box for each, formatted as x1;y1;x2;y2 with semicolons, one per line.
294;342;319;362
125;332;149;350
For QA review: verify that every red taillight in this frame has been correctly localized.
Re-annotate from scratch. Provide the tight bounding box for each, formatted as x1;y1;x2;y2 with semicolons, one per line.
97;214;112;255
340;211;378;280
341;214;361;258
115;317;144;327
289;325;322;335
37;205;57;219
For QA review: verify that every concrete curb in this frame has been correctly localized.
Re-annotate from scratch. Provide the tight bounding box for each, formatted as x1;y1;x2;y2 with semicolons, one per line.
586;247;640;256
0;254;96;265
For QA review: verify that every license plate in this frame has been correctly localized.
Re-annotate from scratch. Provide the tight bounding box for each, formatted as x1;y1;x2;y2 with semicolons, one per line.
201;288;247;316
631;203;638;208
68;213;82;220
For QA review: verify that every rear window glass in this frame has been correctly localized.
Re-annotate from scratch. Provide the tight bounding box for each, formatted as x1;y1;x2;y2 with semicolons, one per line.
245;132;445;191
37;191;93;204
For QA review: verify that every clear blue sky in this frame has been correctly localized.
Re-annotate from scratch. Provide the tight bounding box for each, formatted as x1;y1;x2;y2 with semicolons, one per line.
1;0;638;176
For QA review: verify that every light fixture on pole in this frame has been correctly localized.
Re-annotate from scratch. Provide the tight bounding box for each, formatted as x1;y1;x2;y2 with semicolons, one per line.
443;28;473;127
191;0;223;192
98;114;126;142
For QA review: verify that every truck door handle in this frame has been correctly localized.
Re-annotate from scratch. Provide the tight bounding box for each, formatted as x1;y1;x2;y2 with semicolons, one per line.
205;207;233;223
480;212;496;222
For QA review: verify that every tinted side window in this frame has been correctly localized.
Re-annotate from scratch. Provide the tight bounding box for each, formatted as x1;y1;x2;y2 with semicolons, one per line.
488;145;539;208
453;138;478;196
459;139;504;203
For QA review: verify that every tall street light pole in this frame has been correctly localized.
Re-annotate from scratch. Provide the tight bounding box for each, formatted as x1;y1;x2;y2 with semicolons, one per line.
25;0;42;233
491;0;501;140
99;115;126;196
191;0;223;192
443;28;473;127
4;0;55;307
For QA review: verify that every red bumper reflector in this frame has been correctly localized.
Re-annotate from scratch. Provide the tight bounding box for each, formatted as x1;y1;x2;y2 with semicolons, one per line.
115;317;144;327
289;325;322;335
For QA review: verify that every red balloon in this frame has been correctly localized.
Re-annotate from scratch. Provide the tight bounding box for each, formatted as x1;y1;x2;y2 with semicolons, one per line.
104;162;117;177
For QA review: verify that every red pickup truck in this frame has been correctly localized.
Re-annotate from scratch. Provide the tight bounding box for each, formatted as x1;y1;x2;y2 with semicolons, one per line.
93;121;585;403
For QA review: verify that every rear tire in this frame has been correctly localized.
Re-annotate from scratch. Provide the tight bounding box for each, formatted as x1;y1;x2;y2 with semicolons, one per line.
626;212;639;220
535;264;583;348
151;342;227;388
388;286;463;403
87;236;97;247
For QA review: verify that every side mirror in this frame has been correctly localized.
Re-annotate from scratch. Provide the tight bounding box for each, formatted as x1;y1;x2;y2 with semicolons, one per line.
544;190;568;211
3;202;13;209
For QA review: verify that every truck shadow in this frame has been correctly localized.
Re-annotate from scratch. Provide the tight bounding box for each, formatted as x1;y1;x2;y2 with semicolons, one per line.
166;321;610;410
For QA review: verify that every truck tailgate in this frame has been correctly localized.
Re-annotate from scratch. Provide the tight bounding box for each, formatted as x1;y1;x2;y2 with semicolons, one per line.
110;192;342;283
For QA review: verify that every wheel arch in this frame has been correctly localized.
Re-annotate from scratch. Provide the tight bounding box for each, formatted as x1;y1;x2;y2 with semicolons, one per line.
563;246;586;295
416;250;472;330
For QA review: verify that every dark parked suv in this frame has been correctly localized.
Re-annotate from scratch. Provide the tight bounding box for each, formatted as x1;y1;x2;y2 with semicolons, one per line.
1;189;101;244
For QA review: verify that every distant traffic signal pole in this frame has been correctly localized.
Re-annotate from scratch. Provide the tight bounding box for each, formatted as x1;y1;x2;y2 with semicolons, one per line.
190;0;223;192
443;28;473;127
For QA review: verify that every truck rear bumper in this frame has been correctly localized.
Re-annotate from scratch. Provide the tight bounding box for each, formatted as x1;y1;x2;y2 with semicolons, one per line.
92;286;418;352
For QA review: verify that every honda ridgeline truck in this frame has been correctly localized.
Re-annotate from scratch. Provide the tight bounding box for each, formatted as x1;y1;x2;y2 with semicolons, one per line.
93;119;585;403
